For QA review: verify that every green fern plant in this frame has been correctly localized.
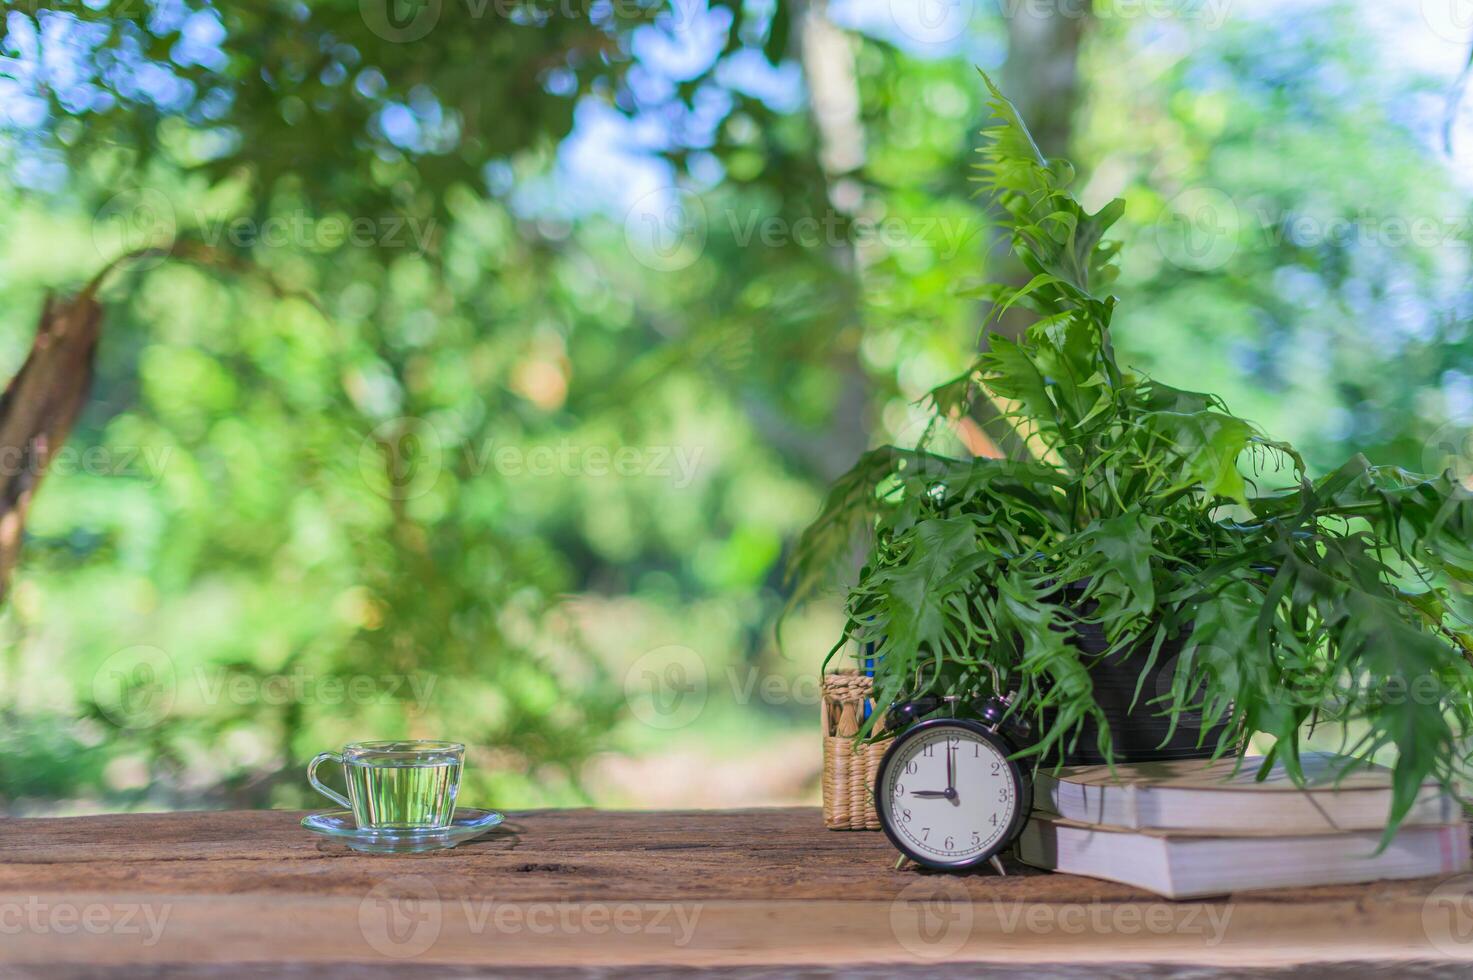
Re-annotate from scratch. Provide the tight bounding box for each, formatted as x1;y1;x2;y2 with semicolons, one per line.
787;74;1473;838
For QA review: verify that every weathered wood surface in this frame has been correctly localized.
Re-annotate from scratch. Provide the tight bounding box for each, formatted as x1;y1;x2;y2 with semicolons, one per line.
0;807;1469;977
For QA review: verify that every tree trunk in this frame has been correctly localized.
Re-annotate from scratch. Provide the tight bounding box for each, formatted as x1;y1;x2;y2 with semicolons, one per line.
970;4;1091;461
1002;4;1089;160
796;0;872;480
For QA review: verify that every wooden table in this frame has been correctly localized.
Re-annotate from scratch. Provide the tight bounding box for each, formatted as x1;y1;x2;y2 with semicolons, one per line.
1;807;1470;977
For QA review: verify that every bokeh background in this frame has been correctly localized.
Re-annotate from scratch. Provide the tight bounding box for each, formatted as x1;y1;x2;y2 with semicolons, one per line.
1;0;1471;814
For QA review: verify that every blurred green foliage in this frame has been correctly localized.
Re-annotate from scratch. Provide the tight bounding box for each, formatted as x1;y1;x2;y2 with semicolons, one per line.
0;1;1469;813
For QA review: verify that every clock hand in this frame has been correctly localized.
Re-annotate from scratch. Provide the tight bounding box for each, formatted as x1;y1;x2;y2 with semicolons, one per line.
946;741;955;795
910;786;958;802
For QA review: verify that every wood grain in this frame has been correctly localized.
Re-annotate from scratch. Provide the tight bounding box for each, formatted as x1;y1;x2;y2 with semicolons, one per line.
0;807;1468;976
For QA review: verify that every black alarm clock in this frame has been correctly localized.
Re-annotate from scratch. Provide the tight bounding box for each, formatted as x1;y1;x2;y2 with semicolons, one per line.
874;693;1032;872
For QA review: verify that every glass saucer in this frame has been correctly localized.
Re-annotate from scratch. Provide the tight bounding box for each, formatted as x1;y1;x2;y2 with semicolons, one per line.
302;807;504;854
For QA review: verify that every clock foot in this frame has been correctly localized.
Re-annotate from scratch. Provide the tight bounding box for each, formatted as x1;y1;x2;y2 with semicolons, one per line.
989;855;1007;877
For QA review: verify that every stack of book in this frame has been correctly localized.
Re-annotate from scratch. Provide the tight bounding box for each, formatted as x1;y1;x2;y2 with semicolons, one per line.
1016;751;1470;898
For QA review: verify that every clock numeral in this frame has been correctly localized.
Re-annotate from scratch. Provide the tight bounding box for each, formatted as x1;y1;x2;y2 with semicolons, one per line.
990;813;999;826
974;743;981;757
999;787;1009;802
904;761;917;775
943;836;955;850
921;827;930;841
895;783;905;797
901;808;912;823
990;761;1002;774
947;735;959;747
971;831;981;845
921;743;934;757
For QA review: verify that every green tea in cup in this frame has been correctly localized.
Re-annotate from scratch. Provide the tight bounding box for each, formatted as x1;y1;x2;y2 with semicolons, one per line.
308;740;463;830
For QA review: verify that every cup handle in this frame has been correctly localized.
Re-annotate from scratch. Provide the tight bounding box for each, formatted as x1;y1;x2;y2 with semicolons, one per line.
307;752;353;810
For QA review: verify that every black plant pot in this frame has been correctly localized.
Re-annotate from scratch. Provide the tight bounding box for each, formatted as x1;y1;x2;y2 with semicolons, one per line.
872;587;1227;766
1041;586;1227;767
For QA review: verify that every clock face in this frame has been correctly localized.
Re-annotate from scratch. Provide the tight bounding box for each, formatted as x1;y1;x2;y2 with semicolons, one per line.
876;720;1027;869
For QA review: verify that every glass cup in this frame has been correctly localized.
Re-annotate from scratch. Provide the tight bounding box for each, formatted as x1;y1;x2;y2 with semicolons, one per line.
308;740;464;831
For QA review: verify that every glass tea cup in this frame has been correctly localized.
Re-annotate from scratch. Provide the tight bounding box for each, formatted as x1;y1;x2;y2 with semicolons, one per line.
308;740;464;831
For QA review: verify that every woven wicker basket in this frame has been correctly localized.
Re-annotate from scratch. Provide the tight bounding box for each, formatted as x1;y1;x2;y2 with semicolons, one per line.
820;669;890;830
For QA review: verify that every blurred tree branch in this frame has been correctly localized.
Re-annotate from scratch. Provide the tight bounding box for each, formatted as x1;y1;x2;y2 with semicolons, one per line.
0;241;321;605
0;290;103;605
